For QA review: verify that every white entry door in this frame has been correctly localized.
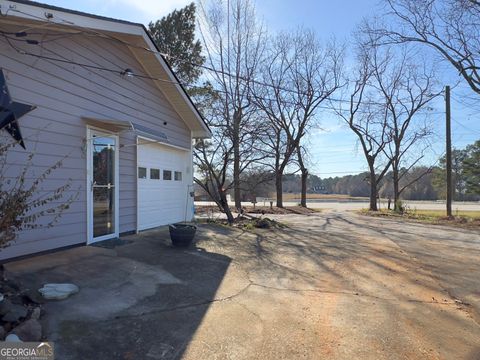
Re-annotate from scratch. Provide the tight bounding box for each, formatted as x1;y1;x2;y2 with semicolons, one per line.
87;128;119;244
137;141;189;230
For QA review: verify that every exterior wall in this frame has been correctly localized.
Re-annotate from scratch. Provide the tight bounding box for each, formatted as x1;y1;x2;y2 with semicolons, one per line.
0;24;191;260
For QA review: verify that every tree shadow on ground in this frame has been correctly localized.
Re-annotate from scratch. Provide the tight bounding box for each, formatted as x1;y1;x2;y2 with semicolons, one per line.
6;226;232;360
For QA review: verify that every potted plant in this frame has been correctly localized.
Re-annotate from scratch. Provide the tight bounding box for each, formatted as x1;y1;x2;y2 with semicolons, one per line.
169;186;197;247
169;223;197;247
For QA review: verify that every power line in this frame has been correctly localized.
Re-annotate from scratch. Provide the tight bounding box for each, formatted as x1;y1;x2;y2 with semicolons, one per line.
0;32;343;112
0;32;186;86
2;32;446;116
3;7;446;108
452;118;480;136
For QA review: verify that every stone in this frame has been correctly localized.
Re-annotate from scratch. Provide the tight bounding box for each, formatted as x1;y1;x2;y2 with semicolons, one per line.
5;334;21;342
9;294;24;305
0;299;12;316
38;283;79;300
2;279;20;293
23;290;45;304
30;307;41;320
2;304;28;323
3;322;12;333
11;319;42;342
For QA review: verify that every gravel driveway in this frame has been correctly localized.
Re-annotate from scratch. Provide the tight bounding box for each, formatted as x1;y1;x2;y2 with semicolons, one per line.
190;210;480;359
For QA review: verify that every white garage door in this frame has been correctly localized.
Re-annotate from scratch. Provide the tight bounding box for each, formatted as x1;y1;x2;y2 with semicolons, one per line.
137;141;190;231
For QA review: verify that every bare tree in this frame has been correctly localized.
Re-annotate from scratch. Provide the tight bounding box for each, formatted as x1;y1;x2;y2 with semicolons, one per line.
191;81;236;222
197;0;267;211
335;48;393;211
194;137;235;223
254;30;342;207
368;0;480;95
370;46;441;211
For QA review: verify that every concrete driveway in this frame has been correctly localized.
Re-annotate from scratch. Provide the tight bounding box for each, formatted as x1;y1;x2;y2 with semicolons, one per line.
5;211;480;359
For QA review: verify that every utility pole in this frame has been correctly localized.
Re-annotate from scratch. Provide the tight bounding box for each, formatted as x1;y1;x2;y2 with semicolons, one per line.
445;85;452;217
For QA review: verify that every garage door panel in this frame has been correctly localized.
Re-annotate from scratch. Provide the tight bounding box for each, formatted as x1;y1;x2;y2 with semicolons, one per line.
138;141;190;230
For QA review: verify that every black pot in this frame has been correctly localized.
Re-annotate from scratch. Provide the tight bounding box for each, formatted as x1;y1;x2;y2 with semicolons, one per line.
169;223;197;247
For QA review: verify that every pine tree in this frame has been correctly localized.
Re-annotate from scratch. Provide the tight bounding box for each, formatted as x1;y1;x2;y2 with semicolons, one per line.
148;3;205;85
463;140;480;195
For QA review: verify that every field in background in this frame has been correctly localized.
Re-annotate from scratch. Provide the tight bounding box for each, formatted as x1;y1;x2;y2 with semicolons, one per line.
196;194;480;212
278;193;368;201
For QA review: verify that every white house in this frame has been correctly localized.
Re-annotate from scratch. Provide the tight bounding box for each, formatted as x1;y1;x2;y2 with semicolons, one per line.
0;0;210;260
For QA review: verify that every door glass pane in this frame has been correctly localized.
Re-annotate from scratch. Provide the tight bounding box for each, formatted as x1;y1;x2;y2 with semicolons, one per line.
93;187;114;237
93;136;115;185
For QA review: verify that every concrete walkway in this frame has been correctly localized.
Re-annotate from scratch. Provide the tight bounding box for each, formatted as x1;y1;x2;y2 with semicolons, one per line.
5;211;480;359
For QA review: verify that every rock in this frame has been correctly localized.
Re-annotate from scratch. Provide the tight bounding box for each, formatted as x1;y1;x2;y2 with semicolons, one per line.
3;322;12;333
30;307;41;320
23;290;45;304
0;299;12;316
2;279;20;293
2;304;28;322
5;334;21;342
38;283;79;300
0;326;5;340
11;319;42;342
9;294;25;305
255;218;273;229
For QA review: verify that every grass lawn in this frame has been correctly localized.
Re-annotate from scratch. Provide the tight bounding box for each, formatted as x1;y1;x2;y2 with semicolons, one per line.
359;208;480;228
412;209;480;219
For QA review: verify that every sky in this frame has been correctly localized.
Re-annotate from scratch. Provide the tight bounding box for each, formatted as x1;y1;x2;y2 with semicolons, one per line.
37;0;480;177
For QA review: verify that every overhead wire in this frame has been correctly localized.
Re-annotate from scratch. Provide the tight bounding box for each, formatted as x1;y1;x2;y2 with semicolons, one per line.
0;6;461;179
2;7;447;108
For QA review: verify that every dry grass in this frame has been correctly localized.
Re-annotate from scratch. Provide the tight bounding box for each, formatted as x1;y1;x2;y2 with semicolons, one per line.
359;208;480;229
411;209;480;218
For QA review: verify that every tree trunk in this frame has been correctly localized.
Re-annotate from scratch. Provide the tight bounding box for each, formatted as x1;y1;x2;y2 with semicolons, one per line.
219;189;234;224
297;146;308;208
392;166;400;212
369;166;378;211
233;152;241;210
275;171;283;208
300;170;308;207
233;112;242;211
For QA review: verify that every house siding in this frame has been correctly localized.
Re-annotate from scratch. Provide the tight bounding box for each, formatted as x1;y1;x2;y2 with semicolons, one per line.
0;25;191;260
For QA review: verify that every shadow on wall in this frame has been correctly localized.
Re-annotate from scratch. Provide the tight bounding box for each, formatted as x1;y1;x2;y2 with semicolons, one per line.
5;226;231;360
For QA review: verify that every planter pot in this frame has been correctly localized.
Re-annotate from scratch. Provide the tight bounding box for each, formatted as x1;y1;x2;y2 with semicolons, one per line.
169;223;197;247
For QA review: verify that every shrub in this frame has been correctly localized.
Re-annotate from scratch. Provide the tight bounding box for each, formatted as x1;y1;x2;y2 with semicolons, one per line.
0;141;77;248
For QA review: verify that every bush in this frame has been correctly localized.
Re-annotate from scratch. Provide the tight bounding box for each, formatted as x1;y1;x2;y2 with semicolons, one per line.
0;142;77;248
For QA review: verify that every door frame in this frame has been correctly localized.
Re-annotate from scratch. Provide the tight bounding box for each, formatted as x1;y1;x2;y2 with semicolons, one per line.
86;126;120;244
